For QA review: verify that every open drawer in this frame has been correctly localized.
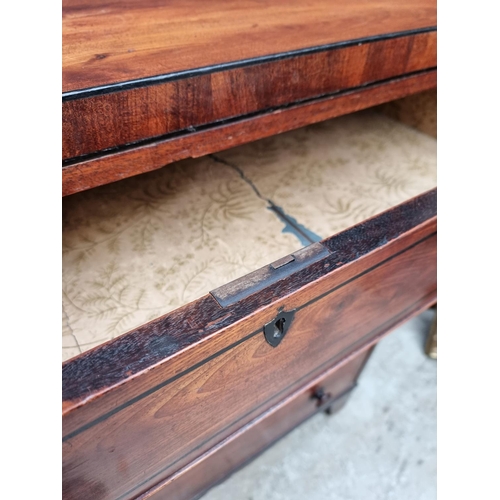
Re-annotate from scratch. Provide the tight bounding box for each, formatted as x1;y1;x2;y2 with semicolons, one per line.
62;108;436;500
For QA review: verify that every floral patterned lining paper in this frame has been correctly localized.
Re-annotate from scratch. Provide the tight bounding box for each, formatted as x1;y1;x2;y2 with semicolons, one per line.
63;109;436;361
63;158;301;360
216;110;437;239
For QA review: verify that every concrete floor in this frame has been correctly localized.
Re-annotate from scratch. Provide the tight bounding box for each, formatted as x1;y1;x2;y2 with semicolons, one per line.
202;309;437;500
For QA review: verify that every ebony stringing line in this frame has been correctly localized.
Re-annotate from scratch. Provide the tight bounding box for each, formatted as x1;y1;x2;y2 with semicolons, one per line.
62;26;436;101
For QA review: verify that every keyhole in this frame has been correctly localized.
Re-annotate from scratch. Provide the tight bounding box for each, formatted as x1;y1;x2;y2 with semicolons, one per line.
263;310;294;347
273;317;286;338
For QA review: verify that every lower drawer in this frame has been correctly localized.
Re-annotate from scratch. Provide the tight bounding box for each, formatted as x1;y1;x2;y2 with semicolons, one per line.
140;347;374;500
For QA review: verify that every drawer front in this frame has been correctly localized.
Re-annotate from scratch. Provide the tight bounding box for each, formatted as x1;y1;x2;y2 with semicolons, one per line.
62;71;436;197
63;31;436;162
140;347;374;500
62;191;436;500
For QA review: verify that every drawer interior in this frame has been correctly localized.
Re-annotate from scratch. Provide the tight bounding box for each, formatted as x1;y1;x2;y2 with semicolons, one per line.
62;99;436;361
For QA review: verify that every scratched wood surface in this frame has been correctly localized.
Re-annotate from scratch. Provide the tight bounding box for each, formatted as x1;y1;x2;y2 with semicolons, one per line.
62;191;437;500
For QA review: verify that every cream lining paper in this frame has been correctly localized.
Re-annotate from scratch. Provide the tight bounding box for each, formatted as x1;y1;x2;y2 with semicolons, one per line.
62;110;436;361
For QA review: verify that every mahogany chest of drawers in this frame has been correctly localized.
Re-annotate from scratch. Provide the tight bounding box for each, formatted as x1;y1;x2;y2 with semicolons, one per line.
62;1;437;498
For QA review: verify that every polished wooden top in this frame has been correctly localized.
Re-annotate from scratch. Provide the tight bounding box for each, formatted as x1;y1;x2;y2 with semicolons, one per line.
62;0;436;93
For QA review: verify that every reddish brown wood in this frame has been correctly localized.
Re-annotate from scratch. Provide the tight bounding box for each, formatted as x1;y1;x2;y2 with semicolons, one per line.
63;190;436;415
62;6;438;495
62;69;436;196
62;31;436;162
62;0;437;195
62;0;437;92
62;0;436;92
139;348;374;500
62;192;437;500
63;236;436;500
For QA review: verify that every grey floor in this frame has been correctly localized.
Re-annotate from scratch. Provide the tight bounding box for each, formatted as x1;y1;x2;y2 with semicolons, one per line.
202;309;437;500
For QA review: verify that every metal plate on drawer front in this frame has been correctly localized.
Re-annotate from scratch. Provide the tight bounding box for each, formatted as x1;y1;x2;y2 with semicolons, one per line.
210;242;330;308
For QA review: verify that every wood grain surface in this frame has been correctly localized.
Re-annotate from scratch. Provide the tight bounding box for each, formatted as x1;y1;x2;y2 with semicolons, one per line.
62;31;436;162
62;0;437;195
63;190;436;412
63;233;436;500
62;70;436;196
62;0;436;92
62;191;437;500
139;348;374;500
